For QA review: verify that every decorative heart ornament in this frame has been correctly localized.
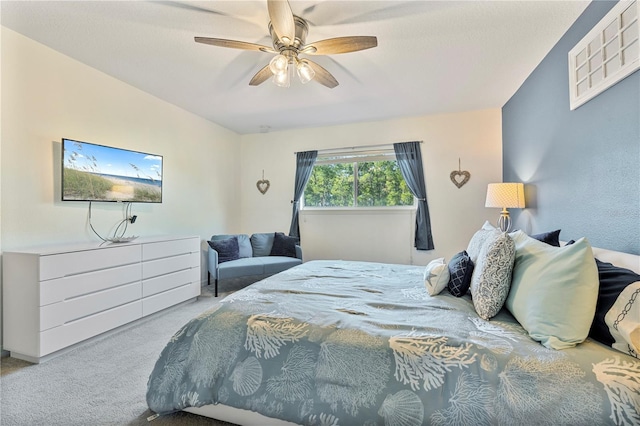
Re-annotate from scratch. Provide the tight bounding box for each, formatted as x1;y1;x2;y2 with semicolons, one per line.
256;179;270;194
450;171;470;188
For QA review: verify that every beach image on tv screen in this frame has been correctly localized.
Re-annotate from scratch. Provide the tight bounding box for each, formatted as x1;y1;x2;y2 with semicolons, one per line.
62;139;163;202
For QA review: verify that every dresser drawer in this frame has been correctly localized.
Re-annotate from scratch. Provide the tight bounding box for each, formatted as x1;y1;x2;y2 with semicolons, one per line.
40;281;142;331
40;300;142;356
142;267;199;298
3;235;200;362
142;238;199;261
39;245;140;281
142;283;200;316
142;252;199;280
40;263;141;306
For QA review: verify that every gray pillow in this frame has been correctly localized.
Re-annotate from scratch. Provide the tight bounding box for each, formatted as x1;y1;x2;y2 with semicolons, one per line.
270;232;299;258
250;233;275;257
207;237;239;264
470;232;516;320
212;234;251;258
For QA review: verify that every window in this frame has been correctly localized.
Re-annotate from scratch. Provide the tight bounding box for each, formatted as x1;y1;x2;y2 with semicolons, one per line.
568;0;639;110
303;148;414;208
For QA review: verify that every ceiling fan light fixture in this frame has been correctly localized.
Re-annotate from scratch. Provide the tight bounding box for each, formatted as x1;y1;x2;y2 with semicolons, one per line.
269;54;289;76
296;59;315;84
272;68;291;87
196;1;376;89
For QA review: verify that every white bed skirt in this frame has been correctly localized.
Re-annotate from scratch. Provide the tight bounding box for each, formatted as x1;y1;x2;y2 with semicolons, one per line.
184;405;298;426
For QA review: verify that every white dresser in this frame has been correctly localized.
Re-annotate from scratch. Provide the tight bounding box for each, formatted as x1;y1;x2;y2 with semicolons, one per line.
2;235;201;363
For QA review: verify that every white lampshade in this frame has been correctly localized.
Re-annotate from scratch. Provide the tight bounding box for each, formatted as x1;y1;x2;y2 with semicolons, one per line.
485;183;525;232
485;183;525;209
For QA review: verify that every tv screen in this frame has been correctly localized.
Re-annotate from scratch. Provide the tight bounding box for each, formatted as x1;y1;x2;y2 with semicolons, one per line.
62;138;163;203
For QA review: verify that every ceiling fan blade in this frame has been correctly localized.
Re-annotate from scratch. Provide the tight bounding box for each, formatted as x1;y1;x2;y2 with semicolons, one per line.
306;60;339;89
303;36;378;55
267;0;295;46
194;37;276;53
249;65;273;86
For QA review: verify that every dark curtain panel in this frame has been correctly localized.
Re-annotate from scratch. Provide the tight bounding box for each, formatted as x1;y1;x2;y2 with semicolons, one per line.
394;141;434;250
289;150;318;239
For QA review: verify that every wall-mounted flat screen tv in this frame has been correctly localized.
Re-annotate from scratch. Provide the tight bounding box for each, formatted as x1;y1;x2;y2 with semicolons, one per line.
62;138;163;203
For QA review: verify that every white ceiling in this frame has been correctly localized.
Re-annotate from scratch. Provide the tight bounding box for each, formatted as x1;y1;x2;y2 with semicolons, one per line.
1;1;589;135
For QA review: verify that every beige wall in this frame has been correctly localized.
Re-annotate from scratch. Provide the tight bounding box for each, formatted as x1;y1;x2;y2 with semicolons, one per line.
0;27;241;279
239;109;503;265
1;27;502;352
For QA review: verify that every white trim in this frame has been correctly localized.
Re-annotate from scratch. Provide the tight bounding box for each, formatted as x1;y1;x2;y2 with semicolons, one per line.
568;0;639;110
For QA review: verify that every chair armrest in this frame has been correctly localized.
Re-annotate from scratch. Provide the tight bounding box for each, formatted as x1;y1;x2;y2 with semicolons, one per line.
295;245;303;261
208;245;220;279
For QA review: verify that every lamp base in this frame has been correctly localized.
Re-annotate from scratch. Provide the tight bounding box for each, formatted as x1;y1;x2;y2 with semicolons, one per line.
496;208;512;232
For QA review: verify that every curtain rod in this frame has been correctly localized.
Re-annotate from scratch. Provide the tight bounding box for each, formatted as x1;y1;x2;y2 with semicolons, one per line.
294;141;422;155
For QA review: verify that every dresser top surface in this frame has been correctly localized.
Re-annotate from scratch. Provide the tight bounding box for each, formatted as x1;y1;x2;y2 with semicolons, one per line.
3;235;200;256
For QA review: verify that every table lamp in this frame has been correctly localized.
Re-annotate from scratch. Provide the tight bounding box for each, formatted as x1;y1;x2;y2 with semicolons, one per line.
485;182;525;232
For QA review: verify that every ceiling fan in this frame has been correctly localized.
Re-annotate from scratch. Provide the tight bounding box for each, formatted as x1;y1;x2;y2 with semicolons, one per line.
194;0;378;88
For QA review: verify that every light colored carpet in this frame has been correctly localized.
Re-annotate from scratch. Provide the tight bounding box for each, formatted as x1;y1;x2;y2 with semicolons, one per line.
1;278;259;426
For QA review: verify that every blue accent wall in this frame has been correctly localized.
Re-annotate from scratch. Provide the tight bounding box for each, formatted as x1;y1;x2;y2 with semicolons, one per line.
503;1;640;255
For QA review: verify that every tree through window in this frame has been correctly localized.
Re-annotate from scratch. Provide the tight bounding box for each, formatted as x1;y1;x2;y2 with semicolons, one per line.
303;148;414;208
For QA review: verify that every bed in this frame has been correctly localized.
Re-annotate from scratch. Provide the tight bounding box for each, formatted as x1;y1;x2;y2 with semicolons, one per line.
146;227;640;426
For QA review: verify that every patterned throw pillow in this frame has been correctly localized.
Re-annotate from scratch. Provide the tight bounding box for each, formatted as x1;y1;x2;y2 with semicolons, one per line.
447;251;474;297
605;282;640;358
207;237;240;263
466;222;500;263
591;259;640;357
470;232;516;320
424;258;450;296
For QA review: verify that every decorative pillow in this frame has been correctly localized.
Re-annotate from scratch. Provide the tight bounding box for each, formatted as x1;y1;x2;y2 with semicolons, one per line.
424;258;450;296
506;231;599;349
466;221;500;263
269;232;299;258
250;233;275;257
530;229;561;247
470;232;516;320
590;259;640;350
211;234;252;258
605;282;639;358
207;237;240;263
447;251;474;297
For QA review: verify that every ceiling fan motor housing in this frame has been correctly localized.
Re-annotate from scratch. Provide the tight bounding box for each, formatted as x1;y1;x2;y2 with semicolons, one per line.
269;16;309;54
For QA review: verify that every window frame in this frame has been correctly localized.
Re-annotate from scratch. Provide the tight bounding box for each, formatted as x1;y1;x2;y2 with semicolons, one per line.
568;0;639;110
301;147;416;211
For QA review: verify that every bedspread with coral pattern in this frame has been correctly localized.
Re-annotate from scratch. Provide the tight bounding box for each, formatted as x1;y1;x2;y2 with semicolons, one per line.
147;260;640;426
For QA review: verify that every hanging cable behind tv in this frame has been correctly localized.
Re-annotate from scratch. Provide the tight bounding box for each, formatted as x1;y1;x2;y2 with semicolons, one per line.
89;201;138;244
